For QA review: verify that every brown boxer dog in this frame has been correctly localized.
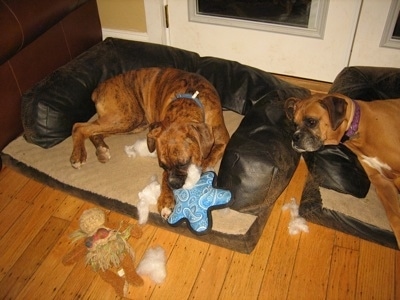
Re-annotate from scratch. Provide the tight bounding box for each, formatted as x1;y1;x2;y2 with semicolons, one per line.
70;68;230;219
285;93;400;247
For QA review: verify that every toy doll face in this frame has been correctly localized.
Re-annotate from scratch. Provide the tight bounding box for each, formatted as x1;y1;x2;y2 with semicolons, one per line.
85;228;110;248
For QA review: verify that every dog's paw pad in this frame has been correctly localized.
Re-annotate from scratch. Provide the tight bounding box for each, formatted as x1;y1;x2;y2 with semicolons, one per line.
160;207;172;220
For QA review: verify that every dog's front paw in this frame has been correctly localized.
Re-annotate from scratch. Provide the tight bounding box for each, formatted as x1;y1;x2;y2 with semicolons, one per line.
96;146;111;163
70;148;87;169
158;198;175;220
160;207;172;220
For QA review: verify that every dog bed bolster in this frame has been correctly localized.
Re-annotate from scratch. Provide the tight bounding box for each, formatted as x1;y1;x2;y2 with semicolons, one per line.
218;90;310;213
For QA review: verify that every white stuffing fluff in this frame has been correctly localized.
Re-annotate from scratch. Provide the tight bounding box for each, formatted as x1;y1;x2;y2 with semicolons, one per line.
182;164;202;189
282;197;309;235
137;176;160;224
125;138;157;158
136;246;167;284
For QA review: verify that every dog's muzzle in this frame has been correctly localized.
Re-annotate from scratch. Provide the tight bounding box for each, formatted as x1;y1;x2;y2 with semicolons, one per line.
167;171;187;189
292;130;323;152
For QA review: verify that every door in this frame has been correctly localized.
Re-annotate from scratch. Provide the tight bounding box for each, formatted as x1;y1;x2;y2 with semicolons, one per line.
145;0;400;82
165;0;363;82
349;0;400;67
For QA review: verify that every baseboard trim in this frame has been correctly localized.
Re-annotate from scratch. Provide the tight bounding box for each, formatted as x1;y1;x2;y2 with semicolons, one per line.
101;28;149;42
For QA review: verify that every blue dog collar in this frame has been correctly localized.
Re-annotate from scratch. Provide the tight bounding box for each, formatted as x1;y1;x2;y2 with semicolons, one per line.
175;91;204;111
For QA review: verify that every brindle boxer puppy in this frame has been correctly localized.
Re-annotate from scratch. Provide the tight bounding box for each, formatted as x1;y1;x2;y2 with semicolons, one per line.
70;68;230;219
285;93;400;247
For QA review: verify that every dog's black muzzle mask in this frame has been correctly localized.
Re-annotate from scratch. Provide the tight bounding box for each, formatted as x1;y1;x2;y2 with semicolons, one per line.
167;169;187;189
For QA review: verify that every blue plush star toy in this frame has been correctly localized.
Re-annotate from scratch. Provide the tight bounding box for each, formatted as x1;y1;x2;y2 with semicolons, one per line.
168;171;232;235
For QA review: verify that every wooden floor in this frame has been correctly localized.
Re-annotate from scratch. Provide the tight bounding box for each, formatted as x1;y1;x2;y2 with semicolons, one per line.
0;77;399;300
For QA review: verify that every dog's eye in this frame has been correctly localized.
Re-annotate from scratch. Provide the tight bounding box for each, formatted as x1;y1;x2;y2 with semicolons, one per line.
304;118;318;128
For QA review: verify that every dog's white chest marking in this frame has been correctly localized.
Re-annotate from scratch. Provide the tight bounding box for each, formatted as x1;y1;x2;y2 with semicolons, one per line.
361;155;391;175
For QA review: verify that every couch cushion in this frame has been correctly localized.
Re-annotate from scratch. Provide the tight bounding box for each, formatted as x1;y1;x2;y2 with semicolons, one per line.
0;0;91;65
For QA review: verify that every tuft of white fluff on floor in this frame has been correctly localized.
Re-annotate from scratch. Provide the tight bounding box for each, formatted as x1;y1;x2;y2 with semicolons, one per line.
182;164;202;189
282;197;309;235
137;176;160;224
125;138;157;158
136;246;167;284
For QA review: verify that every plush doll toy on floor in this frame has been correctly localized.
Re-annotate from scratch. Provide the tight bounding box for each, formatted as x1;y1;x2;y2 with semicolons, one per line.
62;208;144;297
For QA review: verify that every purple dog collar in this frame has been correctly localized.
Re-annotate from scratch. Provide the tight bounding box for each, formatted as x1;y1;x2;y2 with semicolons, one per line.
344;100;360;138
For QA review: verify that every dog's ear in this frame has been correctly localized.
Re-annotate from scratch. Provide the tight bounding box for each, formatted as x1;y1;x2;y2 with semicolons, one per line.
147;122;163;153
284;97;300;121
191;123;214;159
319;95;347;130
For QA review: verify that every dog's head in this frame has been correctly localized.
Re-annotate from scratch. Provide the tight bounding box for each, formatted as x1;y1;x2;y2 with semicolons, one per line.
147;121;214;189
284;93;350;152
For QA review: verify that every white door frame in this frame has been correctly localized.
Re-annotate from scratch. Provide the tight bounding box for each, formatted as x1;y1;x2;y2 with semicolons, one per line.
143;0;169;44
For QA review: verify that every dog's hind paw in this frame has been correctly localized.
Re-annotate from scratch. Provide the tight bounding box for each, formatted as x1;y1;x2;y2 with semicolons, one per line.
96;146;111;163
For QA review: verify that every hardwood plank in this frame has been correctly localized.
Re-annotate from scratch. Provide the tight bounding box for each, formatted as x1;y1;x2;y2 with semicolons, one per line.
52;194;86;221
0;194;30;239
17;202;97;299
258;158;308;299
334;231;360;251
0;178;46;238
275;74;331;94
129;227;177;299
0;167;29;211
148;235;209;300
0;186;66;280
259;203;301;299
0;216;69;299
356;240;395;299
79;274;120;300
215;160;308;299
217;170;296;299
0;165;11;180
188;245;234;299
13;177;45;204
217;237;268;299
287;223;336;299
326;246;359;300
56;262;98;299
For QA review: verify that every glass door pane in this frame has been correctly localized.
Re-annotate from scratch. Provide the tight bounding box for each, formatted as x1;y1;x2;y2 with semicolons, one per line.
190;0;329;38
